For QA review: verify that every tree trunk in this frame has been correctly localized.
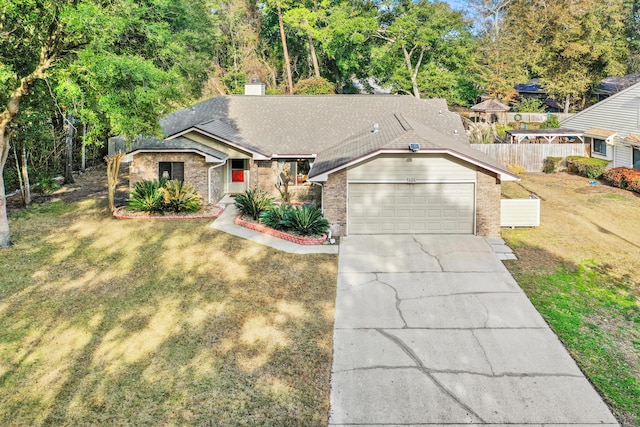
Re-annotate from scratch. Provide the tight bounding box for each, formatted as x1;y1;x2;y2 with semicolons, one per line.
64;113;74;184
81;122;86;173
564;95;571;114
12;143;25;207
21;146;31;206
0;38;58;248
308;34;320;78
402;45;424;99
0;128;10;247
277;5;294;95
105;152;124;212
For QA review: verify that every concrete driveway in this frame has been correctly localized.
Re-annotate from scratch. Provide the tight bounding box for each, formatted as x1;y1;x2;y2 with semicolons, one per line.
329;235;619;426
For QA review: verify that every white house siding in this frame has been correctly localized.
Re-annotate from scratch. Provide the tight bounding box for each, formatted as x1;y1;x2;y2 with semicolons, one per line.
614;144;633;168
346;153;476;182
562;82;640;166
562;84;640;138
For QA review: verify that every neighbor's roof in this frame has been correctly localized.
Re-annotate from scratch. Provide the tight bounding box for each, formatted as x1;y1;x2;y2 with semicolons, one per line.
470;98;510;112
593;73;640;95
514;79;546;94
161;95;467;156
584;128;617;138
309;113;516;181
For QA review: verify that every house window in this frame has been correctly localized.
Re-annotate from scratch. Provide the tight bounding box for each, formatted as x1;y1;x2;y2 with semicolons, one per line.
633;148;640;170
278;159;311;186
593;138;607;155
158;162;184;181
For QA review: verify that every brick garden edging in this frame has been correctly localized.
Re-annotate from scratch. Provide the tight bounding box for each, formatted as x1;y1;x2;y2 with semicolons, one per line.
113;206;222;220
234;215;327;245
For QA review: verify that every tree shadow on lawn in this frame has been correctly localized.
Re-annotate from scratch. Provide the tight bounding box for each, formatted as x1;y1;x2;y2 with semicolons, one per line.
503;242;640;427
0;198;338;426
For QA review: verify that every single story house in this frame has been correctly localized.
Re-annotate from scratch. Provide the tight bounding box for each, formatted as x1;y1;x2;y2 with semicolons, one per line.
562;80;640;170
119;84;518;237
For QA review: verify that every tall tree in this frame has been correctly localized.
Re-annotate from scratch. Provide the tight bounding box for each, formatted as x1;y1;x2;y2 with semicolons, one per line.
504;0;627;112
372;0;474;100
0;0;216;248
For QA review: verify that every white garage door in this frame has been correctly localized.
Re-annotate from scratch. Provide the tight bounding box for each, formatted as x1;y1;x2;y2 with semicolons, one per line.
348;183;475;234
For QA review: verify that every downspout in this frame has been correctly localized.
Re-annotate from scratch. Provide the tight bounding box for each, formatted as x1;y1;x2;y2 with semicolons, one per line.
312;181;334;244
208;160;227;204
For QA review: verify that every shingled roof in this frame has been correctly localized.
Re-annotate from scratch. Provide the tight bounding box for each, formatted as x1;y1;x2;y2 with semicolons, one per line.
309;113;510;179
161;95;466;156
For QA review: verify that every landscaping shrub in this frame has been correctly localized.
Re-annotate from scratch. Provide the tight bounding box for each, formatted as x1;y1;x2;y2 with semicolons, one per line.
282;205;329;236
566;156;610;179
542;156;562;173
467;122;497;144
127;179;165;212
235;189;274;220
513;97;544;113
495;123;512;139
539;114;560;129
507;164;526;176
35;174;61;194
260;204;292;230
603;167;640;193
160;180;202;212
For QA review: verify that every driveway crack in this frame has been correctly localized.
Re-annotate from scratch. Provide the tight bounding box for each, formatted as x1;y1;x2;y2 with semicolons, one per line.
471;330;495;375
375;328;486;423
412;236;444;271
375;273;408;328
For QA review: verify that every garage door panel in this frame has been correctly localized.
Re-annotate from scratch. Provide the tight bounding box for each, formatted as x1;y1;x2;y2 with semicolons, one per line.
348;183;474;235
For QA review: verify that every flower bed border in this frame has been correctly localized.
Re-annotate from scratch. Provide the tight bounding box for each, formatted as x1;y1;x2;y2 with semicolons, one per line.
113;205;222;220
234;215;327;245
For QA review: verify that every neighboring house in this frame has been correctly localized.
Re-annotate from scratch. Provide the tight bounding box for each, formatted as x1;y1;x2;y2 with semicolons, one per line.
562;81;640;170
119;84;518;237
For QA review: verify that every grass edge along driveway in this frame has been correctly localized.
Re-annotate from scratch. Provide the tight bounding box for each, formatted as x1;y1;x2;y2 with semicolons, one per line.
502;173;640;427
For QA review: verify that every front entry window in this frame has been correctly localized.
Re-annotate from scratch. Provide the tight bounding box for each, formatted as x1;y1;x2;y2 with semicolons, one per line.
231;159;245;182
633;148;640;170
159;162;184;181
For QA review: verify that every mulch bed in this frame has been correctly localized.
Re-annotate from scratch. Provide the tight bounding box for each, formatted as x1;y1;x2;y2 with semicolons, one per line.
234;214;327;245
113;205;222;220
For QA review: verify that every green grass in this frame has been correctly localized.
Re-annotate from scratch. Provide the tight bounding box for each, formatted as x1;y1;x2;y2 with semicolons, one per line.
0;198;338;426
505;258;640;425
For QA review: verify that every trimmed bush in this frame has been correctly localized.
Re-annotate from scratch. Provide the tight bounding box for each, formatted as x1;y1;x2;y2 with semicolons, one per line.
603;167;640;193
259;204;292;230
127;179;165;212
542;157;562;174
161;180;202;212
282;205;329;236
235;189;274;220
507;164;526;176
539;114;560;129
566;156;610;179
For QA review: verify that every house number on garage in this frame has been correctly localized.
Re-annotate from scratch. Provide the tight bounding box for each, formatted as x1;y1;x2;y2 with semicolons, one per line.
406;177;416;183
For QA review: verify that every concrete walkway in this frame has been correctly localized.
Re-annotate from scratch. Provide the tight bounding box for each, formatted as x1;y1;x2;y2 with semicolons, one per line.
211;204;338;255
329;235;619;426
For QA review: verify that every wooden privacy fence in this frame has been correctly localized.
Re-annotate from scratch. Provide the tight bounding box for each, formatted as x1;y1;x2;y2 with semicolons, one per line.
471;143;590;172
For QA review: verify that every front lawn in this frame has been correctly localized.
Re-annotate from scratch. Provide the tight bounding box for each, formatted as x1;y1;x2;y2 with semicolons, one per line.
502;173;640;426
0;198;338;426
